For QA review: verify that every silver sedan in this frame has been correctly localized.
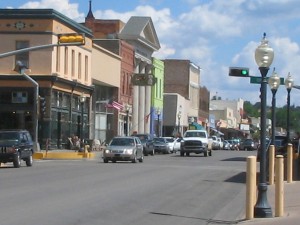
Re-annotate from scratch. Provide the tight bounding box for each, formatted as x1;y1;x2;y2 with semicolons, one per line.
102;136;144;163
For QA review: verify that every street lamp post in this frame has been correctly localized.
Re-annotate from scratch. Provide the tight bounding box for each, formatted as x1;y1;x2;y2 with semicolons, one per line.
79;93;86;143
156;109;161;137
285;73;294;143
254;33;274;218
125;105;130;136
268;69;280;145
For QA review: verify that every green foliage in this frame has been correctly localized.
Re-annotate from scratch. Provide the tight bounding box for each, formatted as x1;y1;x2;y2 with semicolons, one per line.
244;102;300;134
244;101;260;118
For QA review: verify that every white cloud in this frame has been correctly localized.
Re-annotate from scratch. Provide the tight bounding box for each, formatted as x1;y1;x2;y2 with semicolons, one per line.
179;5;242;38
13;0;300;107
20;0;85;22
153;43;176;59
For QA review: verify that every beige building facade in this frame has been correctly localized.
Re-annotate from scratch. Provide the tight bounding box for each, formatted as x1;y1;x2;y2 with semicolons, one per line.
0;9;94;149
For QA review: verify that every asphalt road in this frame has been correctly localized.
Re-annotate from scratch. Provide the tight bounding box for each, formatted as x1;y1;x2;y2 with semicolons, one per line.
0;150;257;225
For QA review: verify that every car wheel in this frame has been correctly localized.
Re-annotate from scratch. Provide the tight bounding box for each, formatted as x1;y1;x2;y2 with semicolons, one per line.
144;149;148;156
25;153;33;167
132;154;137;163
13;152;21;168
103;158;109;163
139;154;144;163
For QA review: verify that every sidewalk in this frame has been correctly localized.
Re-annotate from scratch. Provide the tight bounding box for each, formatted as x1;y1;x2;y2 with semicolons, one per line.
241;180;300;224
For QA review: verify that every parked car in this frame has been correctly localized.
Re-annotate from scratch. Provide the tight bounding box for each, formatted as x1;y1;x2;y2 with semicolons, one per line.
132;133;154;156
239;139;258;151
217;137;224;149
102;136;144;163
163;137;177;153
211;136;220;150
173;137;183;153
0;129;34;168
227;139;240;150
257;135;288;161
153;137;171;154
223;140;231;150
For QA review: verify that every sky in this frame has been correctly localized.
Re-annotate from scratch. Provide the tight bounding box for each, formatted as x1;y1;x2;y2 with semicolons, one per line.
2;0;300;107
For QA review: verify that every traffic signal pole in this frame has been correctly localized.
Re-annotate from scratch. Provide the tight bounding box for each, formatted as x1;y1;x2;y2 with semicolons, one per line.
0;33;85;59
14;61;39;151
0;33;86;151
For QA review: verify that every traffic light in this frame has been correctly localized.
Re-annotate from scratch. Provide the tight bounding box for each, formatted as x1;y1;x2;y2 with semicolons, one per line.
39;96;46;117
229;67;250;77
58;33;85;46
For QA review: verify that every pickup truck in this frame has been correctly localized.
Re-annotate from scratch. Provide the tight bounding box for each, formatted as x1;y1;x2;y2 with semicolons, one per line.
180;130;211;157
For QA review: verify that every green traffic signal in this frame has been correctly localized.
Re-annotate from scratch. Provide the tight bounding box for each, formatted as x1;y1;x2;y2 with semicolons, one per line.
241;69;248;75
229;67;250;77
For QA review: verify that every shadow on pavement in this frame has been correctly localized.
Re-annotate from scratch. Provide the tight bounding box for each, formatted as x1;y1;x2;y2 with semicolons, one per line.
221;157;247;162
224;172;246;183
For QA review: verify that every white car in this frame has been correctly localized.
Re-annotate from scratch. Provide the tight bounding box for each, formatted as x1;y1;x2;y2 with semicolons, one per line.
173;137;183;153
163;137;176;153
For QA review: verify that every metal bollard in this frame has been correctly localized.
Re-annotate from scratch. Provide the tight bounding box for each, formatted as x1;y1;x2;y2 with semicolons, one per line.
269;145;275;185
246;156;257;220
287;143;293;183
275;155;284;217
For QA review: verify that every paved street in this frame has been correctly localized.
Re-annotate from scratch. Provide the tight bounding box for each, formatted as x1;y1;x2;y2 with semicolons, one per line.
0;150;256;225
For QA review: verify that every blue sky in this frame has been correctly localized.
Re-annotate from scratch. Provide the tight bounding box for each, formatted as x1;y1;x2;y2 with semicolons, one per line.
2;0;300;107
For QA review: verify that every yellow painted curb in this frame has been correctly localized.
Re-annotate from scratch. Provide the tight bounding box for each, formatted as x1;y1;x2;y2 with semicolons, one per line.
33;152;97;160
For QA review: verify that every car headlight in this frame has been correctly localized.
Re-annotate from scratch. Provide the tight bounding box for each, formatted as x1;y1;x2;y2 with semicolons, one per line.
104;149;111;153
124;149;133;154
6;147;17;153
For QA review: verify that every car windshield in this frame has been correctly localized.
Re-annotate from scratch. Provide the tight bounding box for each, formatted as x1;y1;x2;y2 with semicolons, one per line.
134;135;148;143
0;132;19;144
110;138;134;146
185;132;206;138
154;138;166;143
165;138;174;143
275;139;286;147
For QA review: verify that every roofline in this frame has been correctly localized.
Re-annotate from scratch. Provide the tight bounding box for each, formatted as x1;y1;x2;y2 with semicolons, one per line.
0;8;93;38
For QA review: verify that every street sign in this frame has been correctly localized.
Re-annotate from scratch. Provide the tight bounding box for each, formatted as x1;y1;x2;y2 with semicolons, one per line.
131;73;157;86
250;76;284;85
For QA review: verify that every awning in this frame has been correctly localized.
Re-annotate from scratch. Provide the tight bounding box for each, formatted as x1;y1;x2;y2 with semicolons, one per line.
189;122;204;130
210;127;224;136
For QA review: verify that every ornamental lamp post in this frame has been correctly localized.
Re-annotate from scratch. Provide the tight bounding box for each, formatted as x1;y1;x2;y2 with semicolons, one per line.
268;68;280;145
156;108;161;137
285;73;294;143
254;33;274;218
79;92;86;143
